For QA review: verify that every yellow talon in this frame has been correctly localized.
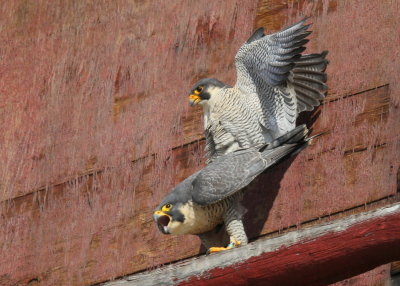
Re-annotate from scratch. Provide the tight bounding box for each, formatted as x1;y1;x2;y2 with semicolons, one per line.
208;246;229;253
207;240;241;254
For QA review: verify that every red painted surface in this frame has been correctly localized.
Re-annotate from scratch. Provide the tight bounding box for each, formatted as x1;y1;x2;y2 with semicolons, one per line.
0;0;258;201
0;0;399;285
0;1;258;284
178;212;400;286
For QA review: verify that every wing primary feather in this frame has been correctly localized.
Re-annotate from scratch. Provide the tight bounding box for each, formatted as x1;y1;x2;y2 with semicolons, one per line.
263;124;307;150
294;86;325;101
277;32;308;43
297;101;307;112
280;38;310;49
290;31;312;42
292;74;328;90
293;79;325;93
275;19;311;38
291;69;327;82
295;90;321;106
295;52;329;68
297;96;316;110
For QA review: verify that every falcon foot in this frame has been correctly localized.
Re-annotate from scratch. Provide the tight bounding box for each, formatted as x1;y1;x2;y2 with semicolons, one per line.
206;240;241;254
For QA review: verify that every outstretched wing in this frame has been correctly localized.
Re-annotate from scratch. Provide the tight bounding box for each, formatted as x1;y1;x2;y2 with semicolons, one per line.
234;18;311;90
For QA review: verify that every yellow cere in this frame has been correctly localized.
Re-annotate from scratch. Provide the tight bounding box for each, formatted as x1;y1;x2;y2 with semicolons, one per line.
189;94;200;102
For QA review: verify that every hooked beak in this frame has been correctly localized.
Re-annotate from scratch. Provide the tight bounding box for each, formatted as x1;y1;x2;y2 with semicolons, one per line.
189;94;201;106
153;210;171;234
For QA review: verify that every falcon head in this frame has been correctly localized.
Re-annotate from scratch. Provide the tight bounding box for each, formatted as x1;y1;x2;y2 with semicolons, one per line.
188;78;227;106
153;172;201;235
153;198;186;235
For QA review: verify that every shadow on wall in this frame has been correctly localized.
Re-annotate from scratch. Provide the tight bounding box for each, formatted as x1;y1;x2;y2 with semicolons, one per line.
196;109;322;253
246;108;323;242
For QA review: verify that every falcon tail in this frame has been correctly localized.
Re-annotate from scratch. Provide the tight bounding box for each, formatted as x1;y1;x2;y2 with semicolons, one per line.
289;51;329;112
259;125;316;163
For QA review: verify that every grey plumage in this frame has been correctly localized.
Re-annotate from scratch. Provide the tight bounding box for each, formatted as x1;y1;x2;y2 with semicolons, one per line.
189;18;328;162
192;124;308;205
153;125;311;250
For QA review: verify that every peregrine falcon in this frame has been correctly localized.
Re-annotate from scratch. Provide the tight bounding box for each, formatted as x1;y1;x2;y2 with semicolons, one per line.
188;18;328;162
154;125;312;253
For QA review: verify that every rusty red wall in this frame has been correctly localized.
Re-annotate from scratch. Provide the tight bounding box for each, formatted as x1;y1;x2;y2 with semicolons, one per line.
0;1;259;285
0;0;399;285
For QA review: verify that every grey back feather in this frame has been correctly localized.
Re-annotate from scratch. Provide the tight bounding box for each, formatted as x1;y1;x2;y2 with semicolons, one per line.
192;125;309;205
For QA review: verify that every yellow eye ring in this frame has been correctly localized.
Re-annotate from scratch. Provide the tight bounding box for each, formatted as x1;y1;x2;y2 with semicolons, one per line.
194;86;203;95
162;204;173;212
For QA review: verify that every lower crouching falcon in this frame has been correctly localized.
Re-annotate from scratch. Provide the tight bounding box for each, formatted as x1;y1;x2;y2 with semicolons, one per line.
188;18;328;163
153;125;314;253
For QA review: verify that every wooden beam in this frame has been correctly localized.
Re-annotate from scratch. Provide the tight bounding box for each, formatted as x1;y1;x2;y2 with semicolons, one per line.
103;203;400;286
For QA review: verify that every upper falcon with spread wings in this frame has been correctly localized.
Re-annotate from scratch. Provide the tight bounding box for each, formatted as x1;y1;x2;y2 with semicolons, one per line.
188;18;328;162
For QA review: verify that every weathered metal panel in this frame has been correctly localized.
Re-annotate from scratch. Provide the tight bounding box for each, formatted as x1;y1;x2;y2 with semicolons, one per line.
0;0;399;285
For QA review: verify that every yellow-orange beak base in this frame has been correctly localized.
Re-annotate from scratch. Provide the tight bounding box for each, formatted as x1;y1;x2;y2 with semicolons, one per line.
189;94;201;106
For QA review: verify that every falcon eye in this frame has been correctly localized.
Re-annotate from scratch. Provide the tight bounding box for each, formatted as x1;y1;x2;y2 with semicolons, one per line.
194;86;203;95
162;204;173;212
